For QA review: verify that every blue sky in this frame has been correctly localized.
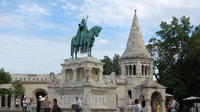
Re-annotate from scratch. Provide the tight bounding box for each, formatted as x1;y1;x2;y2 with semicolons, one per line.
0;0;200;74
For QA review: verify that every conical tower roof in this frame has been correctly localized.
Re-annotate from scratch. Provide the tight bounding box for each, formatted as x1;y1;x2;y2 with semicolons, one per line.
121;11;151;59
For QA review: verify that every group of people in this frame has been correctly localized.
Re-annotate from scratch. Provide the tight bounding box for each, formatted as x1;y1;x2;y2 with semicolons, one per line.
166;97;180;112
22;96;81;112
22;97;32;112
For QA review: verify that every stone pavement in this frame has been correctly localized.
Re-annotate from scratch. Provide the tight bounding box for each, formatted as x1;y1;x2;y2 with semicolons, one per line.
0;110;22;112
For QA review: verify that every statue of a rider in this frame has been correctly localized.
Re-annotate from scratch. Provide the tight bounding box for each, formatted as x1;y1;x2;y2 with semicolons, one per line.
71;16;102;58
75;16;88;49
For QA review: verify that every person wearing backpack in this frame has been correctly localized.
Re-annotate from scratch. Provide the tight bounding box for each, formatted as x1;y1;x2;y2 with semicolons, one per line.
52;99;62;112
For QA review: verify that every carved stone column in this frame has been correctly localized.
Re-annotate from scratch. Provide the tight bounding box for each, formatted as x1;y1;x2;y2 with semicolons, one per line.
145;99;152;112
136;62;142;76
98;68;103;82
127;65;129;75
121;63;125;75
72;68;77;81
4;95;8;108
84;68;92;82
161;99;166;112
10;95;16;110
0;95;2;108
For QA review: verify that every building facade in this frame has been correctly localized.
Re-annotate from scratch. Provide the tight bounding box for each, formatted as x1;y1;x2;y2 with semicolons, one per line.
0;12;166;112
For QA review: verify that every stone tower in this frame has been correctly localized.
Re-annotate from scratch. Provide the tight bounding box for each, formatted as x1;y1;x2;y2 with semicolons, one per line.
120;10;153;85
119;11;166;112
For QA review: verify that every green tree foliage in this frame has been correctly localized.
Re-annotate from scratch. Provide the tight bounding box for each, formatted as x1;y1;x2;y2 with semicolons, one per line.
101;54;121;75
13;81;24;98
112;54;121;75
146;16;200;99
0;68;12;95
101;56;112;75
0;68;11;84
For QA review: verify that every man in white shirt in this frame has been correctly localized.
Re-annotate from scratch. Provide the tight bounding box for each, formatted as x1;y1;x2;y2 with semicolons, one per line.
132;99;142;112
75;97;81;112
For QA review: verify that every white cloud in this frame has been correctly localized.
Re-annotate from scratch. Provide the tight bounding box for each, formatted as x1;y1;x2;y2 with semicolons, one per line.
16;3;51;16
0;35;69;74
97;38;108;44
0;13;28;29
73;0;200;27
59;0;78;11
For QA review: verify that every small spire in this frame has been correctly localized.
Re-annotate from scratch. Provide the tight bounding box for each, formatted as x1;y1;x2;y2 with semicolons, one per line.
134;10;137;14
120;11;151;59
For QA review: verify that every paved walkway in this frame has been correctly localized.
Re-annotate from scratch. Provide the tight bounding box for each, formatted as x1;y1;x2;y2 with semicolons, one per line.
0;110;22;112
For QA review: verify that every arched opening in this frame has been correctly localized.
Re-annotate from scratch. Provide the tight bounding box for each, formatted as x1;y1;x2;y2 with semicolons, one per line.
7;95;11;107
129;65;132;75
151;92;161;112
148;66;151;76
1;95;5;107
145;65;148;76
128;90;132;99
33;89;47;110
127;90;132;105
133;65;136;75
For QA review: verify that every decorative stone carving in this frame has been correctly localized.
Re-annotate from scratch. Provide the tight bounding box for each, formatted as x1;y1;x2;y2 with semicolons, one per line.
49;72;58;85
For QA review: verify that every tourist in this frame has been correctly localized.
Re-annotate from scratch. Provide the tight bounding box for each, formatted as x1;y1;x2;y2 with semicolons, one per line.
37;97;41;112
156;102;161;112
22;97;27;112
27;98;32;112
132;99;142;112
74;97;81;112
52;99;62;112
168;97;178;112
42;96;52;112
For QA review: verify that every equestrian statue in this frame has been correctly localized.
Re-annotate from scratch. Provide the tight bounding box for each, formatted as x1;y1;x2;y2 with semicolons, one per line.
71;16;102;58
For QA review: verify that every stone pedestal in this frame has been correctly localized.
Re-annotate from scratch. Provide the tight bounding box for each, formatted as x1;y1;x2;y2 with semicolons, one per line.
49;57;117;111
61;57;104;84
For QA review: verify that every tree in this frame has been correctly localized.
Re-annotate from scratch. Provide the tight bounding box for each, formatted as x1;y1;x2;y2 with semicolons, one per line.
146;16;200;99
0;68;12;95
100;56;112;75
112;54;121;75
101;54;121;75
13;81;24;98
0;68;11;84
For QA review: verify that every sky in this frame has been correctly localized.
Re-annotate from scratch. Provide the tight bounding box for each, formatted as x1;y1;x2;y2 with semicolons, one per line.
0;0;200;74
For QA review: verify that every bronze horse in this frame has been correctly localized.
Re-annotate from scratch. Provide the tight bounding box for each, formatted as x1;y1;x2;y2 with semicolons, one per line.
71;26;102;58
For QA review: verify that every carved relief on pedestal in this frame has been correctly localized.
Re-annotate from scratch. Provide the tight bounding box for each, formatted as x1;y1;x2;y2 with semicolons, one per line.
91;89;107;106
65;69;73;81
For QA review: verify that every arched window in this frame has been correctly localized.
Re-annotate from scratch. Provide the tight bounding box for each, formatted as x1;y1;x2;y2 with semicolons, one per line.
148;66;151;75
133;65;136;75
129;65;132;75
145;65;148;76
128;90;132;99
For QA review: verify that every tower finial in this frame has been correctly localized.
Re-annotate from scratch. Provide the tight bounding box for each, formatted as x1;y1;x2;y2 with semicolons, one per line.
134;10;137;14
